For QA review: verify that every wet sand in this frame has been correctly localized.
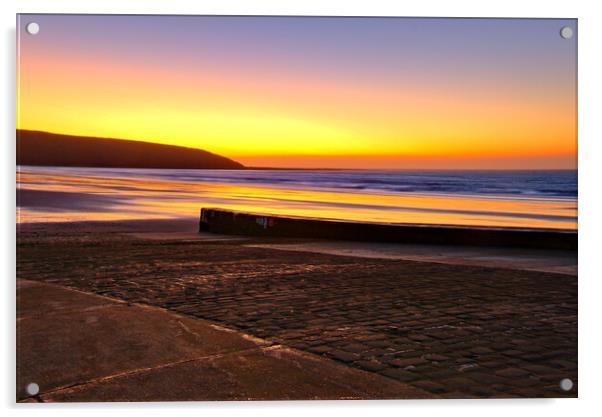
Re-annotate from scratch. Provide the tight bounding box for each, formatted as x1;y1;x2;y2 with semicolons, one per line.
17;166;578;229
17;219;577;399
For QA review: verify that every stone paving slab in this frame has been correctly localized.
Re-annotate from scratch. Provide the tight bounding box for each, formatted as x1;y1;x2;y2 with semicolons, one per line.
17;279;430;402
17;280;263;400
16;225;578;399
17;279;114;319
42;345;430;402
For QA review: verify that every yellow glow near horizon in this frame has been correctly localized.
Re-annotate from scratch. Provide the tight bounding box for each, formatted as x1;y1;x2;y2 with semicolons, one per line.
17;67;576;160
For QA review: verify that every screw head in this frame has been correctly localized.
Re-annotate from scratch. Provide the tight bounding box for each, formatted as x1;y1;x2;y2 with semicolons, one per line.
26;22;40;35
26;382;39;396
559;378;574;391
560;26;573;39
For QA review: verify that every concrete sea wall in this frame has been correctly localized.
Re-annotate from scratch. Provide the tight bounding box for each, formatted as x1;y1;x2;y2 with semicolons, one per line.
199;208;577;250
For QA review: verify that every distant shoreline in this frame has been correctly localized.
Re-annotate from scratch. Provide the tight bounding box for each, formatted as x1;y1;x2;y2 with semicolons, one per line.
243;166;577;172
16;129;244;170
17;164;577;173
16;130;576;172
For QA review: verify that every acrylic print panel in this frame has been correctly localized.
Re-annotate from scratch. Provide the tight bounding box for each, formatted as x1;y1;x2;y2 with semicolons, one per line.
16;15;577;402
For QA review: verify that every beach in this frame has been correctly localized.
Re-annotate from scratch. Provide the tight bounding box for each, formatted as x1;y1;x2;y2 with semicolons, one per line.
17;218;577;400
17;166;577;229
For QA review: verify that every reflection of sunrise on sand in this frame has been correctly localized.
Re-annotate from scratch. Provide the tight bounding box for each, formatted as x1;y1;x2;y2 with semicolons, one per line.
17;167;576;229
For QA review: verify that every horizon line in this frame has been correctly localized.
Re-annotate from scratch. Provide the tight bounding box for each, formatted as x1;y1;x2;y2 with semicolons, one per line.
17;129;577;171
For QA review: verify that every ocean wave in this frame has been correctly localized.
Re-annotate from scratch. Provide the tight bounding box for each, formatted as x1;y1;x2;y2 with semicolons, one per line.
19;166;577;199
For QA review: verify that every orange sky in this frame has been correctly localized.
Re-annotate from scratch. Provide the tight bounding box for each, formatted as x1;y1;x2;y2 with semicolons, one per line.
17;15;577;169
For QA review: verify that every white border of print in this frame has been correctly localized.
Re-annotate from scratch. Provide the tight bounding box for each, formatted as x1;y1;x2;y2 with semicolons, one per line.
2;1;599;416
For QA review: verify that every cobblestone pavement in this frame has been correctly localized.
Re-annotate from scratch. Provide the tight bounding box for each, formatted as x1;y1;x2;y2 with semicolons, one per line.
17;229;577;398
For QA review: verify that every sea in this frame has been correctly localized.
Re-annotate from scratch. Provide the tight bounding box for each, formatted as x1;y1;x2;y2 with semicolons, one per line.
16;166;577;230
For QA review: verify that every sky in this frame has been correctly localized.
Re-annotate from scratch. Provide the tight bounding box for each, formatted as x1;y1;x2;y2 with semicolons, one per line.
17;15;577;169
